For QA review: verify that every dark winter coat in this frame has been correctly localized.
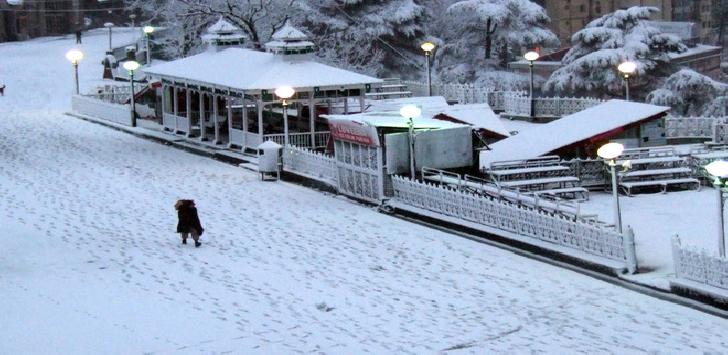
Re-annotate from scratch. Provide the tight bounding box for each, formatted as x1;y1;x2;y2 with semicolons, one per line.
177;204;203;234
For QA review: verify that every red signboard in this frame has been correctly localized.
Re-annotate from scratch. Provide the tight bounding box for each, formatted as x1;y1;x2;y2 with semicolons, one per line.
328;119;380;147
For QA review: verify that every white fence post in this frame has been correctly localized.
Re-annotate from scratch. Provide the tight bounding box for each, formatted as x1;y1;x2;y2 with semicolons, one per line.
624;226;638;274
672;234;682;277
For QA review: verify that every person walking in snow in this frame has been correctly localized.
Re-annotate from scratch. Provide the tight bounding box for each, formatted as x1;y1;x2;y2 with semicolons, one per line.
175;199;204;247
75;29;82;44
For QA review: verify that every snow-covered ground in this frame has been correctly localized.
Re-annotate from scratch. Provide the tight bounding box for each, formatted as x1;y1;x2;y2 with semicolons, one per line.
2;29;728;353
581;190;716;288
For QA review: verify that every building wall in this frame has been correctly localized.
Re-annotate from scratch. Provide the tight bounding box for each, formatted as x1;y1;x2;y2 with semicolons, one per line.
1;0;124;42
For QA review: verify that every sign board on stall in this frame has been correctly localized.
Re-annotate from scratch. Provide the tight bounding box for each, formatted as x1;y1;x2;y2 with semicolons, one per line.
328;119;380;147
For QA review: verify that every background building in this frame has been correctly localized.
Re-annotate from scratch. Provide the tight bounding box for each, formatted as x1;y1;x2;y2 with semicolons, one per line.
0;0;128;42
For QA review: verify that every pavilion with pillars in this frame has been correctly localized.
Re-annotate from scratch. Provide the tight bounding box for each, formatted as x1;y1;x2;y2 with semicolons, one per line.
144;19;382;150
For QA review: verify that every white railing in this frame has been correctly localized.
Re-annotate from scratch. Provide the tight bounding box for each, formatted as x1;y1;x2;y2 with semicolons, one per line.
72;95;132;126
665;116;715;138
229;128;244;147
402;81;601;118
281;145;338;186
712;118;728;144
263;132;330;149
245;132;262;149
391;176;637;271
672;235;728;291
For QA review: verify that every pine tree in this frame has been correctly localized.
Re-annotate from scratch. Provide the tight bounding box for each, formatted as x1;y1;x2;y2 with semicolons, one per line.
647;69;728;117
437;0;558;86
299;0;426;77
545;6;685;98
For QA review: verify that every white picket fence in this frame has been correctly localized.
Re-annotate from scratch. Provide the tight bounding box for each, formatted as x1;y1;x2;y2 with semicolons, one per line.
713;118;728;144
672;235;728;292
390;176;637;271
281;146;337;186
665;116;715;139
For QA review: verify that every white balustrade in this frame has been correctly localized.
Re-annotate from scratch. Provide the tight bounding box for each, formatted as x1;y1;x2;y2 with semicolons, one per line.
672;235;728;291
391;176;635;268
263;132;330;149
281;145;338;186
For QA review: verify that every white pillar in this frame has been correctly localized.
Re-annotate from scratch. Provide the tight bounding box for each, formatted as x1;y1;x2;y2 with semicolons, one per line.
199;92;206;140
213;94;220;144
242;98;249;149
227;96;234;148
173;86;179;133
257;99;264;144
283;102;289;147
185;88;191;135
359;92;365;113
344;97;349;114
309;97;316;148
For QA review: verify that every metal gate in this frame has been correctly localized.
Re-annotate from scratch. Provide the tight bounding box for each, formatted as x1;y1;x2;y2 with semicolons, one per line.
334;140;384;203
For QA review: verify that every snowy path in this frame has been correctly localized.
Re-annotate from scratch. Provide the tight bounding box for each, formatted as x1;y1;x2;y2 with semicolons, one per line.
1;29;728;354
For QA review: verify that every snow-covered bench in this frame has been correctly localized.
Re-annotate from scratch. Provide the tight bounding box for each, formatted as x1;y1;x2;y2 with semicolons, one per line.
620;178;700;196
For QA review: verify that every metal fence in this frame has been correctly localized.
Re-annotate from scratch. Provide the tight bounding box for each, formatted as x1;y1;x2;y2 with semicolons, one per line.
672;235;728;291
390;176;637;272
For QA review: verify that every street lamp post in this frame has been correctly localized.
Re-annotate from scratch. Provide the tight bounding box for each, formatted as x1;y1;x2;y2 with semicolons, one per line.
104;22;114;51
275;86;295;146
618;61;636;101
597;142;626;233
130;14;137;45
400;105;422;179
524;51;540;118
123;60;140;127
143;26;154;65
65;49;84;95
705;160;728;257
420;42;435;96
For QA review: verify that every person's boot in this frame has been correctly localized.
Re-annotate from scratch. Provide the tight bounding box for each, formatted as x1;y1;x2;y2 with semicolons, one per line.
182;238;187;245
195;241;201;248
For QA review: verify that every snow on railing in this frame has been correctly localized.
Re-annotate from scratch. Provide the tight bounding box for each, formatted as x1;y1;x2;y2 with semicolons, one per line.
665;116;715;139
565;158;608;188
672;235;728;291
281;145;337;186
390;176;637;271
263;132;330;149
403;81;601;117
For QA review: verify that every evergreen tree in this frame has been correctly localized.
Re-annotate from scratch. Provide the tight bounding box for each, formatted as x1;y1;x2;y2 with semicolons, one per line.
545;6;685;98
647;69;728;117
299;0;426;77
437;0;558;86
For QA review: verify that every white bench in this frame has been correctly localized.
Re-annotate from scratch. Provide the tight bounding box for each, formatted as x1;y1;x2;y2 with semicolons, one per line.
500;176;579;188
534;187;590;200
489;165;570;176
619;167;691;178
620;178;700;196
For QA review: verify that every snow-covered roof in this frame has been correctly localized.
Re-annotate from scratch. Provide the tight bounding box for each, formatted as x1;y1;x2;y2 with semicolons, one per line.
364;97;508;137
145;48;381;91
480;100;669;168
206;17;241;34
435;104;510;137
323;111;465;129
272;23;308;41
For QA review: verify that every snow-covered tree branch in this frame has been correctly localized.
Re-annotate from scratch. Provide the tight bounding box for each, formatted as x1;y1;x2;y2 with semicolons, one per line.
647;69;728;117
545;6;686;98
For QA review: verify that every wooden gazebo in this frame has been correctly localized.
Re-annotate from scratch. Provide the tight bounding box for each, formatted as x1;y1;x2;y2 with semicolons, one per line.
144;19;382;150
